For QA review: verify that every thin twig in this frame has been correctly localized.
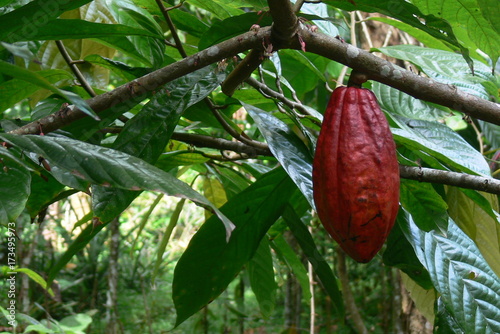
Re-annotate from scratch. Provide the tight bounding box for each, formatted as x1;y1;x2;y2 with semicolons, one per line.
245;77;313;117
55;40;96;97
155;0;188;58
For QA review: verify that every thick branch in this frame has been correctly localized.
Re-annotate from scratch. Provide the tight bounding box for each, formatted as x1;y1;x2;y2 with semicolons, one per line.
399;165;500;194
222;49;266;96
222;0;299;96
299;29;500;126
9;27;273;136
268;0;299;48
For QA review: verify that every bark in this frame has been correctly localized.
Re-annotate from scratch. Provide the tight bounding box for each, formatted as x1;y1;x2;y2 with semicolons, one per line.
336;248;368;334
105;217;122;334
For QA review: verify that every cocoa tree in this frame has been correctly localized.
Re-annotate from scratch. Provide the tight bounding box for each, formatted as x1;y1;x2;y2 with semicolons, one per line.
1;0;499;333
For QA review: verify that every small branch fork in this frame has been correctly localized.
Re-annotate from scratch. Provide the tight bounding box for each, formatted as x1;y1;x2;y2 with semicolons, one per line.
5;1;500;195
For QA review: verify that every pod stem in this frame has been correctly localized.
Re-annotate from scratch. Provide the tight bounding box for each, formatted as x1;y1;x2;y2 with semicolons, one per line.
347;70;369;88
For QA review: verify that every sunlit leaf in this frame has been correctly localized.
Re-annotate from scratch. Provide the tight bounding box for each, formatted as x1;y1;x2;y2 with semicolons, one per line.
402;211;500;334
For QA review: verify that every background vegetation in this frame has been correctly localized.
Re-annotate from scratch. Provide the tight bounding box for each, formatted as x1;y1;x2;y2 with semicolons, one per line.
0;0;499;333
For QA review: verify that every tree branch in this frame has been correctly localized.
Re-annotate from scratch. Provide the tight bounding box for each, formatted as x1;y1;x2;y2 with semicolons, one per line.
170;131;500;195
299;28;500;126
245;76;314;117
55;40;96;97
222;0;299;96
171;132;272;157
9;27;273;136
399;165;500;194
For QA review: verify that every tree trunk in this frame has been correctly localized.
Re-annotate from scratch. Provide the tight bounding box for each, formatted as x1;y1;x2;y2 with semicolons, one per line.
105;217;122;334
336;248;368;334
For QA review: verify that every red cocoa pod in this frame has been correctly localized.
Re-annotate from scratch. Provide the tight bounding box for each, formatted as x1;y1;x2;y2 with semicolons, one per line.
312;86;400;263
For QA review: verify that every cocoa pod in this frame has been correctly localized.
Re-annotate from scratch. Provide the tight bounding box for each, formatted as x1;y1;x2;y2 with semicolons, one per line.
312;86;400;263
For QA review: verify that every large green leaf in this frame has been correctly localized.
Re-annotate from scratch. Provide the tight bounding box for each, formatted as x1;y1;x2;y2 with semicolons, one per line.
402;211;500;333
446;187;500;278
0;60;97;119
104;0;166;68
248;237;278;318
25;171;65;219
400;179;448;231
0;147;31;224
0;0;92;42
374;45;495;99
323;0;474;69
172;167;296;327
6;19;160;42
185;0;244;19
410;0;500;68
391;116;491;176
199;12;273;50
0;69;71;112
92;65;224;223
0;134;235;237
372;82;449;122
245;105;315;209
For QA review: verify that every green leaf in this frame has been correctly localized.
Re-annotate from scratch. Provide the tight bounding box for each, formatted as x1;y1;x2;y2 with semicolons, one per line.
13;268;54;296
248;237;277;318
58;314;92;332
25;172;65;219
0;0;93;42
400;179;448;231
245;105;315;209
403;212;500;334
479;121;500;149
0;60;98;119
172;167;296;327
199;12;273;50
478;0;500;36
372;82;449;122
368;17;452;51
282;205;345;318
203;175;227;218
446;187;500;278
323;0;475;70
374;45;494;99
104;0;166;67
92;65;224;223
0;69;71;112
410;0;500;68
169;9;209;38
6;19;161;42
185;0;244;19
0;134;235;239
300;2;339;37
392;116;491;176
0;147;31;224
280;49;327;83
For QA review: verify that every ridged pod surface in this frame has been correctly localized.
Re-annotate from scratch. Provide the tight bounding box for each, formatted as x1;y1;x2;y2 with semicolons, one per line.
312;86;400;263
